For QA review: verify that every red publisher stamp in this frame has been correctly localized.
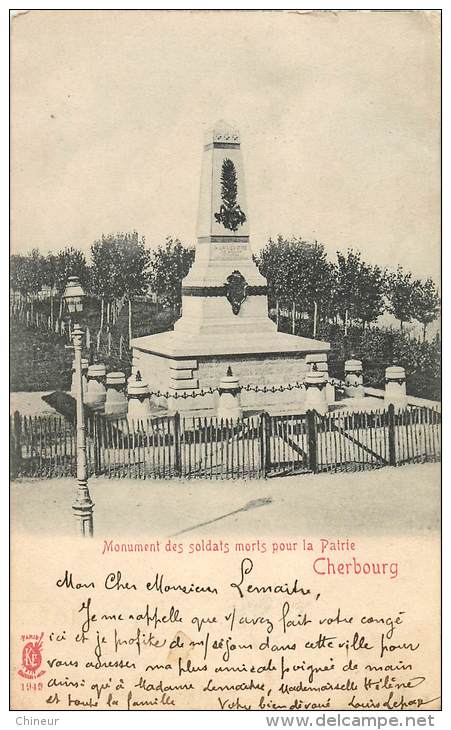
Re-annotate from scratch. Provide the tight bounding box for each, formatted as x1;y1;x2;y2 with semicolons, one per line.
18;633;45;680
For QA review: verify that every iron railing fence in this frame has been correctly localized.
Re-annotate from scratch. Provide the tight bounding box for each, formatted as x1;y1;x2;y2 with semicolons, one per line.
10;404;441;481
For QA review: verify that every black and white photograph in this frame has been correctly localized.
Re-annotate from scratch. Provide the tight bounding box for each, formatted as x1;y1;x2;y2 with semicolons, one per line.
9;8;441;716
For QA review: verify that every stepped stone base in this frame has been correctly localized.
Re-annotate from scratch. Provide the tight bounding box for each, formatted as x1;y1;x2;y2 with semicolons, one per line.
131;330;330;413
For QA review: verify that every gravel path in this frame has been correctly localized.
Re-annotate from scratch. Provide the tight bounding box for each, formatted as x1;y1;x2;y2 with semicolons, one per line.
11;462;440;538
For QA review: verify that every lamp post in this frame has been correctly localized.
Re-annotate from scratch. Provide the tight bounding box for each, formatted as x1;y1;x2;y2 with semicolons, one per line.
63;276;94;537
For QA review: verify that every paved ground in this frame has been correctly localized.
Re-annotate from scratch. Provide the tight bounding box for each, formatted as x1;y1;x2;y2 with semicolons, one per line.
11;462;440;538
10;391;60;416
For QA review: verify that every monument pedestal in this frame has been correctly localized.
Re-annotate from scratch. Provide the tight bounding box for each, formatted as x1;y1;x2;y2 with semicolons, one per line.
131;328;329;412
131;120;330;412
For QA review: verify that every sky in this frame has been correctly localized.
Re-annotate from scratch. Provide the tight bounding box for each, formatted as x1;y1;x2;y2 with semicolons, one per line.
11;9;440;282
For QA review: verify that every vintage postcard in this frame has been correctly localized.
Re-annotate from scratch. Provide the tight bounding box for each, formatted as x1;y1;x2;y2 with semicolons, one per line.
10;8;441;718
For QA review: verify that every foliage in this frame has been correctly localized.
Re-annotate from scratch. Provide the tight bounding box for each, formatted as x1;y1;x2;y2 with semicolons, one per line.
10;250;45;297
90;231;151;302
411;277;441;340
116;232;151;300
148;237;195;306
10;321;72;392
298;241;335;315
10;230;441;399
54;247;89;294
90;237;119;304
254;235;290;301
386;266;417;331
334;249;362;323
353;261;386;328
334;249;386;328
41;253;58;291
326;323;441;399
256;236;334;315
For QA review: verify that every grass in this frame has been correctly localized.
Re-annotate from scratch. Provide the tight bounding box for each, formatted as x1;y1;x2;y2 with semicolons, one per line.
10;321;73;392
10;298;178;393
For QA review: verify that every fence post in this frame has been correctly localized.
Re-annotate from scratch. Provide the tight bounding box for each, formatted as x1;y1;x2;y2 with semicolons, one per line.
387;403;396;466
12;410;22;478
259;411;271;477
306;409;318;473
173;412;182;477
92;413;101;475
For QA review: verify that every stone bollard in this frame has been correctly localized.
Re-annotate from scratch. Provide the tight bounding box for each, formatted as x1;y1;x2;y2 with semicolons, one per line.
127;374;152;425
314;361;335;406
384;366;407;409
304;371;328;415
344;359;365;398
71;358;89;398
85;363;107;411
105;371;127;417
217;367;242;421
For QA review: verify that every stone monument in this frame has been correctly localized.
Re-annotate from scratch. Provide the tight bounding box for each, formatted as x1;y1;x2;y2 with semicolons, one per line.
131;120;330;412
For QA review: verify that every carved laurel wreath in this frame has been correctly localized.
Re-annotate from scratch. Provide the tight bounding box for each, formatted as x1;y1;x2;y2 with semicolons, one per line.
214;158;246;232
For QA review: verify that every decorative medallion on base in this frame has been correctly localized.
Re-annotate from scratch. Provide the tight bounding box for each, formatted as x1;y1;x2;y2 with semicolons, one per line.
225;270;248;314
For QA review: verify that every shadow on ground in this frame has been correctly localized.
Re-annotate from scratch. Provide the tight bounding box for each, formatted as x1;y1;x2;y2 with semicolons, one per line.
11;462;440;539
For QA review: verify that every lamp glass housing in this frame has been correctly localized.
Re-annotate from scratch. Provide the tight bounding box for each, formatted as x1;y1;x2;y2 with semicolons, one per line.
63;276;86;315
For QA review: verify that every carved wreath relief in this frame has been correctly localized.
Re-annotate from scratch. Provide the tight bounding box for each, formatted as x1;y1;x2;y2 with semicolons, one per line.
225;271;248;315
214;158;246;232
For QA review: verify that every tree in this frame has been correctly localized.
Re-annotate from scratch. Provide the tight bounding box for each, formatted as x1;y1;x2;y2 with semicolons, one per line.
353;262;386;330
254;236;292;304
412;277;440;340
10;254;27;300
90;236;120;330
298;242;336;336
386;266;416;332
41;253;58;327
114;232;151;341
334;249;364;334
255;236;306;333
332;249;386;332
10;250;44;314
148;237;195;309
256;236;336;336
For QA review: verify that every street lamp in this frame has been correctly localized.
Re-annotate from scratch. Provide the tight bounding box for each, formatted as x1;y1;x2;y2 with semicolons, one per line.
63;276;94;537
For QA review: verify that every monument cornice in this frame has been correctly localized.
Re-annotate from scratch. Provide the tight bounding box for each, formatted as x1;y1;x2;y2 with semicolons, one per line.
182;284;268;297
204;142;240;151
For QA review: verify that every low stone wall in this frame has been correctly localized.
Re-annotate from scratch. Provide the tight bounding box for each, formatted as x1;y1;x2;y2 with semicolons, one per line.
131;348;329;412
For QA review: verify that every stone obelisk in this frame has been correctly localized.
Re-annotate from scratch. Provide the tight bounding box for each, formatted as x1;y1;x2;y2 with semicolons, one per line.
131;121;330;412
177;120;275;337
